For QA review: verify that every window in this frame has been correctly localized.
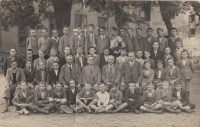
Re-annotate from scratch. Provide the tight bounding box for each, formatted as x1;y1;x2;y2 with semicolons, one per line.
18;25;28;45
144;6;151;21
98;17;108;35
75;14;87;28
189;15;196;37
49;18;55;37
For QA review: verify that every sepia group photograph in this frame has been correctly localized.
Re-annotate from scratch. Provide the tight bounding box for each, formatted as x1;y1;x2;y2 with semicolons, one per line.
0;0;200;127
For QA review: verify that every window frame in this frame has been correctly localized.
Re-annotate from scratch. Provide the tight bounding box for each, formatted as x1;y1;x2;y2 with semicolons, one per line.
189;14;196;37
18;25;28;46
98;17;108;36
75;14;87;28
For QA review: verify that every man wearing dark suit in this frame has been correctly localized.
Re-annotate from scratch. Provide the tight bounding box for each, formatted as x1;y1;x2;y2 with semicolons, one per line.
144;28;157;52
127;28;139;52
99;48;110;71
47;61;60;87
157;28;168;52
82;56;101;91
120;52;143;95
136;28;145;52
74;46;87;70
59;46;71;68
150;41;164;64
35;62;48;85
168;28;182;54
85;24;98;55
119;28;133;53
96;27;110;56
21;49;34;69
59;55;82;89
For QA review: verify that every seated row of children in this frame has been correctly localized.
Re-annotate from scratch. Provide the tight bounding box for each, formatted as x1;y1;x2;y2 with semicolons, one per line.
10;78;195;115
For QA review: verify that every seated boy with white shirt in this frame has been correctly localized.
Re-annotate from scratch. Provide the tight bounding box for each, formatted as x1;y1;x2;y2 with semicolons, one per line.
90;83;112;113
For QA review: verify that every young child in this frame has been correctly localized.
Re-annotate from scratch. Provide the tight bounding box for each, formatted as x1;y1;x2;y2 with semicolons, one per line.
177;50;194;97
171;82;195;113
99;47;110;70
144;50;155;70
76;83;97;113
33;49;47;70
29;82;54;114
163;47;173;68
90;83;112;113
115;47;129;69
46;48;59;70
140;84;163;114
74;46;86;69
47;61;60;88
157;81;181;114
135;50;144;66
52;29;60;44
49;82;67;114
173;38;184;64
59;46;71;67
35;61;48;86
13;81;34;115
87;46;100;66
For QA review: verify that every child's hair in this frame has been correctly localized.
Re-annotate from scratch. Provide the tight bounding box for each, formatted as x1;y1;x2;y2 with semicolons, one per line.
39;61;45;66
157;60;163;65
27;49;33;53
42;27;48;32
110;26;117;31
98;83;105;86
39;81;46;86
10;47;17;52
50;47;58;54
69;79;76;84
63;26;69;30
144;50;150;54
88;24;95;28
55;82;62;86
77;46;83;50
85;83;91;86
103;47;110;51
119;27;126;31
164;46;171;51
174;80;181;86
88;46;96;51
152;41;159;45
120;47;127;51
111;83;118;88
157;28;163;33
100;27;106;31
144;60;151;65
127;28;134;32
136;50;143;53
26;60;32;64
181;49;189;55
11;59;17;64
167;57;174;62
20;81;27;85
147;27;153;32
38;49;45;54
162;81;169;85
136;28;143;31
128;51;135;56
176;38;183;44
52;29;58;33
52;60;60;65
128;82;135;86
171;27;177;32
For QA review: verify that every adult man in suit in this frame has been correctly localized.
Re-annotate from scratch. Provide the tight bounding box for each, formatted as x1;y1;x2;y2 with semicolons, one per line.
85;24;98;55
136;28;145;52
99;47;110;71
82;56;101;91
59;55;82;89
96;27;110;56
150;41;164;64
102;55;121;90
120;52;143;95
3;48;21;77
74;46;87;70
144;28;157;51
70;28;85;55
47;61;60;87
127;28;139;52
119;28;133;53
2;60;26;112
157;28;168;52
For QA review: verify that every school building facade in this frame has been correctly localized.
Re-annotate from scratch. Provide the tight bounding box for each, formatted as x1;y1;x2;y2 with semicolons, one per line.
0;3;200;56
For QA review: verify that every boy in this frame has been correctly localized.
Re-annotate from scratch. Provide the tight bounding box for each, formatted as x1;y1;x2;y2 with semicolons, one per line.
90;83;112;113
76;83;97;113
136;28;145;52
2;60;26;112
144;28;157;52
140;84;163;114
59;46;71;67
135;50;144;66
74;46;87;69
49;82;67;113
168;28;182;53
26;29;39;60
99;47;110;70
171;82;195;113
13;81;34;115
58;26;70;56
52;29;60;43
150;41;163;64
115;47;129;69
163;47;173;68
87;46;100;66
96;27;110;56
21;49;34;69
29;82;54;114
46;48;59;70
127;28;139;52
177;50;194;97
173;39;185;64
157;28;168;52
33;49;47;70
119;28;132;53
47;61;60;88
144;50;155;70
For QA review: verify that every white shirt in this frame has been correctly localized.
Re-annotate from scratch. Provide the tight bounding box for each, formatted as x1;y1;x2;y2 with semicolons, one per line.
159;37;163;43
77;54;83;68
154;50;158;56
168;65;176;75
54;69;58;76
121;56;125;62
182;59;186;66
177;91;181;100
22;92;26;98
71;89;75;93
52;37;59;43
158;69;162;79
104;55;108;62
101;35;105;40
96;91;110;107
147;90;155;97
147;36;151;42
41;92;44;99
129;61;135;67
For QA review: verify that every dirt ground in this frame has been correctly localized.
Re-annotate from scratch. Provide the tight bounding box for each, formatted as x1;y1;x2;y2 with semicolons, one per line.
0;70;200;127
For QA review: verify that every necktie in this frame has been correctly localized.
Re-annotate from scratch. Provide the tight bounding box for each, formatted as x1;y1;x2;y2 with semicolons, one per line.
69;65;72;76
90;66;93;83
91;34;94;46
110;65;112;75
42;92;44;99
28;68;31;72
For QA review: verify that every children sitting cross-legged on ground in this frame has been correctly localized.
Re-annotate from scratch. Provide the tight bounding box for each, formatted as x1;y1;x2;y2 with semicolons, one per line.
140;83;163;114
171;81;195;113
157;81;181;114
49;82;67;114
90;83;112;113
13;81;34;115
28;81;54;115
76;83;97;113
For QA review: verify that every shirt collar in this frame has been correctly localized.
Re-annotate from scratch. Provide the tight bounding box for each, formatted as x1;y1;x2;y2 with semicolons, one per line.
168;65;175;70
89;54;96;57
77;53;83;57
176;47;183;51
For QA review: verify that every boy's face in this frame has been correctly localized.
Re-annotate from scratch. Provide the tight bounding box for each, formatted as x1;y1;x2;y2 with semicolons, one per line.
144;63;151;69
39;51;45;58
89;26;94;33
110;29;116;36
26;62;32;69
69;80;76;88
144;52;150;59
10;49;17;57
64;47;71;55
127;29;133;37
128;53;135;62
27;51;33;58
108;56;114;65
50;49;57;57
136;51;143;58
181;52;188;59
100;29;105;35
85;84;91;91
77;48;83;54
11;62;18;69
164;48;171;54
66;56;73;65
103;49;110;56
52;63;59;70
147;30;153;36
157;63;163;70
152;42;159;50
147;85;153;92
136;30;142;36
171;30;177;37
119;29;125;36
167;59;174;67
39;84;45;91
42;30;48;37
52;30;58;37
120;50;126;56
157;30;163;37
63;28;69;35
39;63;45;70
176;42;182;49
162;83;169;89
99;84;106;92
129;84;135;91
87;57;94;65
89;48;96;55
56;84;62;91
111;85;117;92
31;30;36;37
21;83;27;90
175;84;181;90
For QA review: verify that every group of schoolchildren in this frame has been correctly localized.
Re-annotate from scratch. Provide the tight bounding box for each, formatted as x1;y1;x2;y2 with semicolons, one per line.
1;24;195;115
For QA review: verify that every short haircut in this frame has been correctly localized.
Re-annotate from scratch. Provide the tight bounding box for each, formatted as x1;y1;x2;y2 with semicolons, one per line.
99;83;105;86
55;82;62;86
88;24;95;28
152;41;159;45
127;28;134;32
157;60;163;65
85;83;91;86
20;81;27;85
27;49;33;53
63;26;69;30
50;47;58;52
100;27;106;31
39;81;46;86
69;79;76;83
52;60;60;65
157;28;163;33
11;59;17;64
128;82;135;86
167;57;174;62
120;47;127;51
119;27;126;31
42;27;48;31
77;46;83;50
164;46;171;51
128;51;135;56
87;56;94;60
66;55;73;59
88;46;96;51
181;49;189;55
162;81;169;85
176;38;182;43
111;83;118;88
10;47;17;52
110;26;117;31
52;29;58;32
174;80;181;86
171;28;177;32
144;50;150;54
108;55;114;59
26;60;32;64
39;61;45;65
147;28;153;32
30;29;36;31
136;50;143;53
38;49;45;54
136;28;143;31
144;60;151;65
103;47;110;51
